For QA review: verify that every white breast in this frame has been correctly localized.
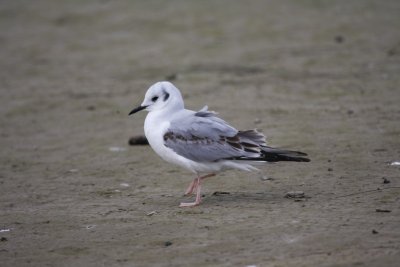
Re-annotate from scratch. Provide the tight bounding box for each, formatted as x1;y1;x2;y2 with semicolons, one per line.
144;111;195;172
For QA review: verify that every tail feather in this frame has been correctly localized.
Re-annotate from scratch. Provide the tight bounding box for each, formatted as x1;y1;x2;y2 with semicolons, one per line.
260;146;310;162
225;129;310;163
228;146;310;163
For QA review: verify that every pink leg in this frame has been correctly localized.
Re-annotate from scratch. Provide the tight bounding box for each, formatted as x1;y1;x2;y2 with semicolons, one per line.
184;179;197;195
180;173;215;207
184;173;216;196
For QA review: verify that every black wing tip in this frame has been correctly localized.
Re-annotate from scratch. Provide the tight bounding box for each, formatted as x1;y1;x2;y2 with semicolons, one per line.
257;147;310;162
261;155;310;163
225;155;310;162
262;151;310;163
226;150;310;163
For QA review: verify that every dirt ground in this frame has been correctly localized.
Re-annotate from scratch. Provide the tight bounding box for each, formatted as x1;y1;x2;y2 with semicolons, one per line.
1;1;400;266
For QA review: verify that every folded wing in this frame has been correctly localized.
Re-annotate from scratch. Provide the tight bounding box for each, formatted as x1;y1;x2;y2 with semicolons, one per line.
164;107;310;163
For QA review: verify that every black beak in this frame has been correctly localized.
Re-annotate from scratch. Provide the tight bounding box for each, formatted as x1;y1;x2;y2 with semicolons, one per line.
129;105;147;115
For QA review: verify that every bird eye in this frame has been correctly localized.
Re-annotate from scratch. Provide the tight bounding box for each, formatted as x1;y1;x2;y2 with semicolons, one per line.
163;93;170;101
151;96;159;102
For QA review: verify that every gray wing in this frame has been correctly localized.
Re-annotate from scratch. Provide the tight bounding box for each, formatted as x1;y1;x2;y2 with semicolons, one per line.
164;108;264;162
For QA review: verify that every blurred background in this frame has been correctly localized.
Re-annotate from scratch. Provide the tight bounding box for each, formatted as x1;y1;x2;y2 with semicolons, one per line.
1;1;399;266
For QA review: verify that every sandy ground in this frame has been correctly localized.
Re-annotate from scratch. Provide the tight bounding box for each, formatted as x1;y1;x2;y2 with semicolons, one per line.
1;1;400;266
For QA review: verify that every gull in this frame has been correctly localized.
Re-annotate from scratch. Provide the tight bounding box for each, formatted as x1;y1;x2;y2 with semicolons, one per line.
129;81;310;207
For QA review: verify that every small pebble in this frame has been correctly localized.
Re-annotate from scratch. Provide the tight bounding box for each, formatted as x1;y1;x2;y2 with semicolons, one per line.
285;191;305;199
387;48;397;56
165;73;177;81
376;209;391;213
373;148;387;152
128;135;149;146
334;35;344;43
260;175;274;181
212;191;230;196
146;211;157;216
253;118;262;124
109;146;127;152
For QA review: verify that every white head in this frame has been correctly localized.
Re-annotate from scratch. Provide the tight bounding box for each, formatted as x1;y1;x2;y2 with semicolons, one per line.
129;81;184;115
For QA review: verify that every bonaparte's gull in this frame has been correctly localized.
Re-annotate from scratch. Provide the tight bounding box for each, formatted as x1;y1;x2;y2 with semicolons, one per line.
129;81;310;207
